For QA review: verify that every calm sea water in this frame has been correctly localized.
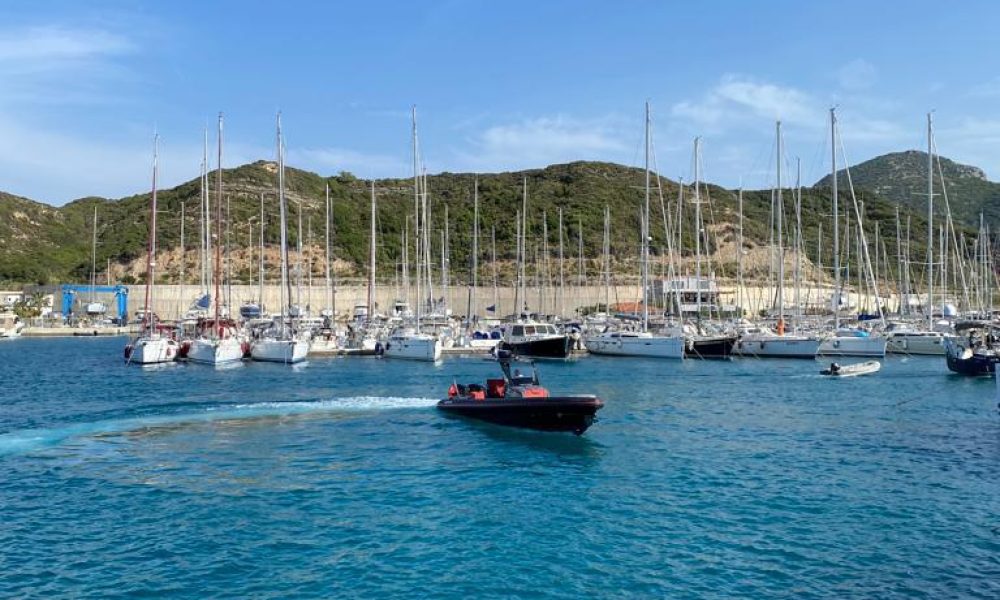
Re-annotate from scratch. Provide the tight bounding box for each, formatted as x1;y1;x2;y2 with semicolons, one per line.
1;337;998;598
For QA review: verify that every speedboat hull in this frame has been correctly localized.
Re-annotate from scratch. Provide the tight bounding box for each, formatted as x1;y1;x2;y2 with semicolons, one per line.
437;395;604;435
500;335;573;359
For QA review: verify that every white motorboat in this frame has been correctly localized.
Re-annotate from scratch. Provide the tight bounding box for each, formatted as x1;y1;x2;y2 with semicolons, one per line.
499;321;573;358
0;313;24;338
383;327;442;362
817;328;887;358
820;360;881;377
585;330;685;359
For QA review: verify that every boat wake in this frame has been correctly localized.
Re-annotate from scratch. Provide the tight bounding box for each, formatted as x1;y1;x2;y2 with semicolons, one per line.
0;396;438;456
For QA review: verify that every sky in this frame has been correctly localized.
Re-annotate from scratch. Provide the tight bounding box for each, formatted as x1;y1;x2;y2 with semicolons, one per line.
3;0;1000;205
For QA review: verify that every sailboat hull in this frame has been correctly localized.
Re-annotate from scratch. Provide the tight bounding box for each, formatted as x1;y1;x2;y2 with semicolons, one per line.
817;336;886;358
736;336;820;358
886;332;950;356
251;339;309;363
125;337;179;364
384;335;442;362
187;338;245;365
686;335;737;359
585;334;685;359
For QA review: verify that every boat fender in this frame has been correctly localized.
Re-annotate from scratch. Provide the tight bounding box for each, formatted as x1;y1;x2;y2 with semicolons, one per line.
448;383;458;398
833;340;840;349
376;342;385;355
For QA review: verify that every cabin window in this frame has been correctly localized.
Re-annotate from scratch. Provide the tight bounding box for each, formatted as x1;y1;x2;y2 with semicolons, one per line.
512;326;524;336
524;326;536;335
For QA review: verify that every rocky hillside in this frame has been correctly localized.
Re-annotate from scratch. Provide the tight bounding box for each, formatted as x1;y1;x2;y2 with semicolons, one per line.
813;150;1000;227
0;158;952;286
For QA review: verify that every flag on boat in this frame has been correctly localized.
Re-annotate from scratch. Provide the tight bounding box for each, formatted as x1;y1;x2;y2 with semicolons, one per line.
486;304;496;313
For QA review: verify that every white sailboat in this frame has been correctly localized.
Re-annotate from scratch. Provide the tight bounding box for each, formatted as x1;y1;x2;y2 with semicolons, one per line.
817;108;886;358
737;122;819;358
251;113;310;364
384;106;442;362
125;133;180;364
188;113;246;366
586;102;685;359
885;114;955;356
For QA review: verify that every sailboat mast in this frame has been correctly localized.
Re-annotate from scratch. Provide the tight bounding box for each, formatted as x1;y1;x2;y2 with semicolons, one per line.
795;158;803;328
201;128;209;292
520;178;528;315
558;207;565;318
90;205;98;304
412;106;422;329
325;184;332;315
776;122;784;326
737;187;744;318
926;112;934;330
491;224;498;316
144;134;159;333
368;180;377;319
642;101;651;332
694;137;703;319
258;193;265;310
179;201;185;320
277;113;291;323
830;108;840;329
214;113;224;336
472;177;479;320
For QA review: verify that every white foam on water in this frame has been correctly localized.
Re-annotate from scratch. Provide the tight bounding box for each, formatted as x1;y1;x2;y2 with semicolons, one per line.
0;396;439;456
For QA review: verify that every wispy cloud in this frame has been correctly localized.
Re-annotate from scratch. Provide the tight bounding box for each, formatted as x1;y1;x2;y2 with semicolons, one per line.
835;59;878;91
454;114;633;172
0;25;136;105
671;74;821;130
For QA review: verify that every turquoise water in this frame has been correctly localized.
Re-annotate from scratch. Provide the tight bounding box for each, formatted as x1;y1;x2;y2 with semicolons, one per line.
1;337;998;598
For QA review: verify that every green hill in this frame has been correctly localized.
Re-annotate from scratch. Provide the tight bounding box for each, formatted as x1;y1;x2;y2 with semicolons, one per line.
813;150;1000;228
0;157;957;287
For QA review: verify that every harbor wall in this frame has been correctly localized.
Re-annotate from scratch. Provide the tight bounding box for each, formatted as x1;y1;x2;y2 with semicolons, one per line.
129;282;893;321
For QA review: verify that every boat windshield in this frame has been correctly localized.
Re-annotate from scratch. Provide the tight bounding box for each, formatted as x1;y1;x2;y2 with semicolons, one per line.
500;360;539;385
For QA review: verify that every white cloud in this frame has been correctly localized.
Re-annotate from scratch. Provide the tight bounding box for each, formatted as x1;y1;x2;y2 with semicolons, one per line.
671;74;821;130
0;25;135;105
454;114;632;171
836;59;878;91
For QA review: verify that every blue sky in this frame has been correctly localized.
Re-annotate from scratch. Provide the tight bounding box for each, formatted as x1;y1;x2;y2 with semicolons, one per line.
2;0;1000;204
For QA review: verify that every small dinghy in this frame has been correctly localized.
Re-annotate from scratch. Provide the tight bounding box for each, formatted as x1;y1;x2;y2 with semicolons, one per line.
820;360;881;377
438;352;603;435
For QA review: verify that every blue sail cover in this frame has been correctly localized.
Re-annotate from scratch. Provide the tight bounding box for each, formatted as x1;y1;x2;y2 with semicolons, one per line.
195;294;211;309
